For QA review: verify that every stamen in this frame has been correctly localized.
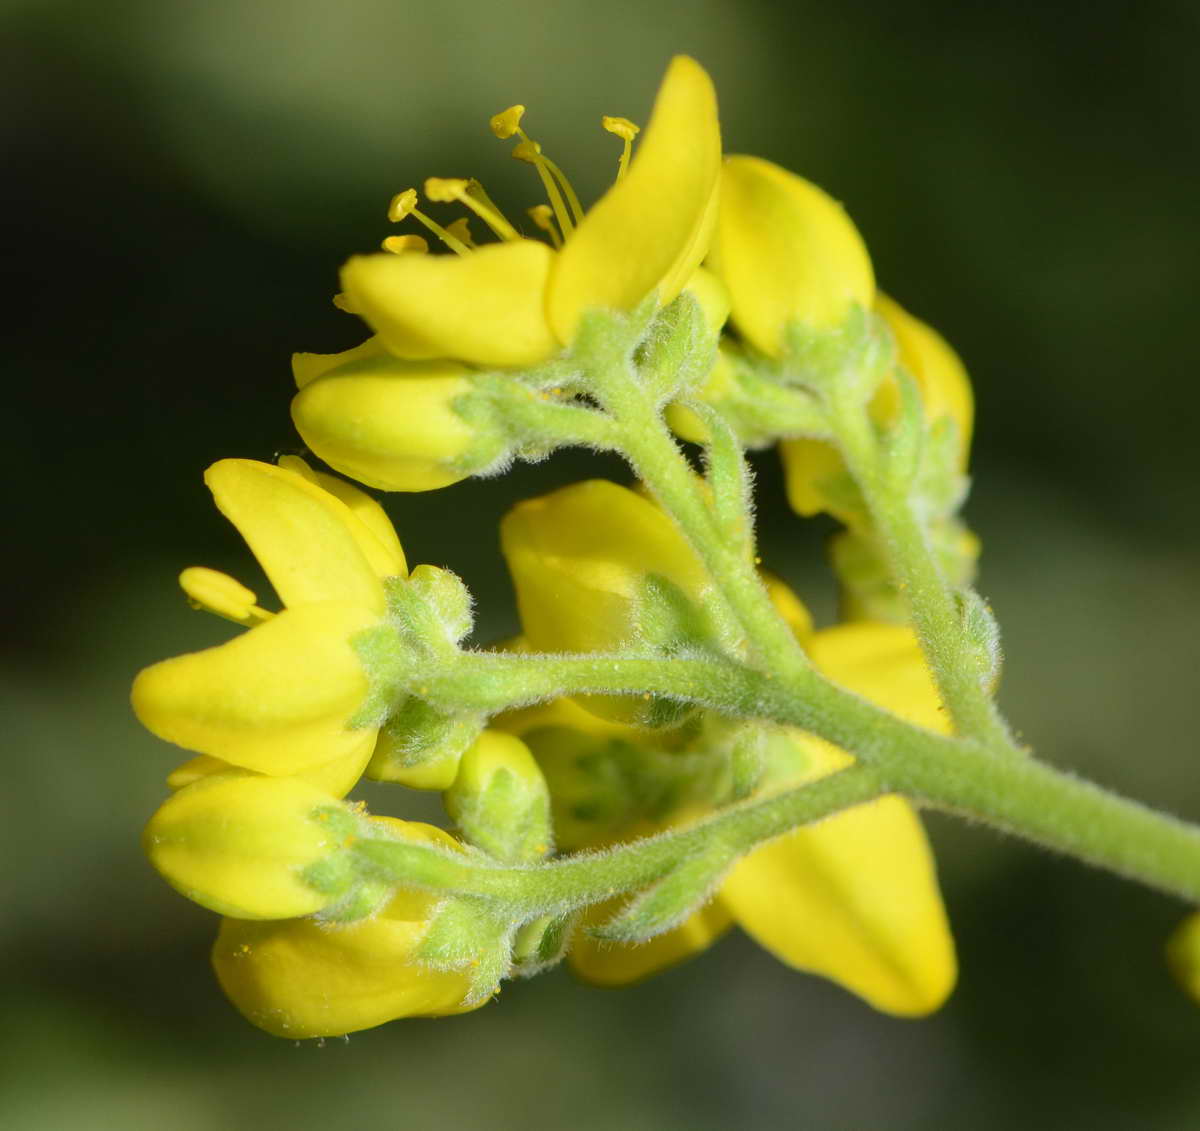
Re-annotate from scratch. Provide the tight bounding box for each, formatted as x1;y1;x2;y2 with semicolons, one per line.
381;234;429;255
602;115;640;180
527;204;562;249
424;176;519;242
512;138;575;239
387;187;472;256
332;292;360;313
180;567;272;627
490;105;526;140
535;151;585;226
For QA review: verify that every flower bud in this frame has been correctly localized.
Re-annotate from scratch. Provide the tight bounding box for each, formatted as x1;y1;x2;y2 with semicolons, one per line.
143;773;353;919
290;356;486;492
213;819;478;1037
445;731;553;863
711;155;874;357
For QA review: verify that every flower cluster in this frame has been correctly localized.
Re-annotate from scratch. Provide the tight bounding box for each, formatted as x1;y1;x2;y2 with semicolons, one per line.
134;54;1200;1039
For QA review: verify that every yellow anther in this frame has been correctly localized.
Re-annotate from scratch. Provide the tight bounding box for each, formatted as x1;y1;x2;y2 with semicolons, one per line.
602;115;640;179
388;188;419;222
602;115;640;142
512;138;542;162
381;234;429;255
490;105;526;139
444;217;475;248
179;567;272;627
424;176;471;203
423;176;519;242
386;186;471;256
526;203;562;249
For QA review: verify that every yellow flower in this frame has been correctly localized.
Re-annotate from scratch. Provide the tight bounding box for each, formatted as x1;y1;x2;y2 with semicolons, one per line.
781;292;975;518
509;584;956;1016
710;154;875;358
132;457;407;792
290;55;721;491
212;819;479;1037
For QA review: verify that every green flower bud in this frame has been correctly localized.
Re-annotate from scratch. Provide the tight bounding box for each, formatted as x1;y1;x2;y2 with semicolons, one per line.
445;731;553;863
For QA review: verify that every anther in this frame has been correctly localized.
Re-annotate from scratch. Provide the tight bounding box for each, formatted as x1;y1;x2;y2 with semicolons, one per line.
602;115;640;179
386;187;471;256
381;234;429;255
490;105;526;140
527;203;562;249
424;176;520;242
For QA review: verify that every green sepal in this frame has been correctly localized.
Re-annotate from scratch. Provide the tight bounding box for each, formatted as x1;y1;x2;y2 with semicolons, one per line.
511;912;577;975
348;622;415;728
406;564;474;646
366;699;485;788
636;291;715;405
780;304;893;404
589;843;733;943
417;898;513;1006
958;588;1003;693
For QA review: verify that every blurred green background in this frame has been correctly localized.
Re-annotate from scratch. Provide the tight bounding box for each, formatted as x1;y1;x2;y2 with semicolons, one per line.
5;0;1200;1127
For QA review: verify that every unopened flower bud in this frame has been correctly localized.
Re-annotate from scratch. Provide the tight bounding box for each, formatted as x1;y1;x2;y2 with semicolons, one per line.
143;773;355;919
445;731;553;862
290;356;492;492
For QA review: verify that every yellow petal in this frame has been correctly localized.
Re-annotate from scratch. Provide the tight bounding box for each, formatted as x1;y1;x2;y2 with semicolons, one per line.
340;240;558;368
290;359;477;493
808;622;947;733
144;772;343;920
761;570;815;647
720;790;955;1016
132;601;378;775
567;897;732;986
713;155;874;356
778;437;850;518
873;292;974;469
213;821;478;1037
277;455;407;577
205;459;386;615
500;479;709;655
167;733;377;799
291;335;388;390
547;55;722;342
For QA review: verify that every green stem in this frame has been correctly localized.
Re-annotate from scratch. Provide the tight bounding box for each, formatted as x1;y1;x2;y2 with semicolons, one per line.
589;357;812;678
425;650;1200;904
830;393;1012;749
356;764;885;915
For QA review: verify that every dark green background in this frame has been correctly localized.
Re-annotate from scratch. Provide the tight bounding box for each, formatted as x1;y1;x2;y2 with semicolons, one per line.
5;1;1200;1127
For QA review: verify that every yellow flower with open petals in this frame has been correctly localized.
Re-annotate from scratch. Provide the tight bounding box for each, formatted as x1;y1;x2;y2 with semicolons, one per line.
291;56;721;492
132;457;407;794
